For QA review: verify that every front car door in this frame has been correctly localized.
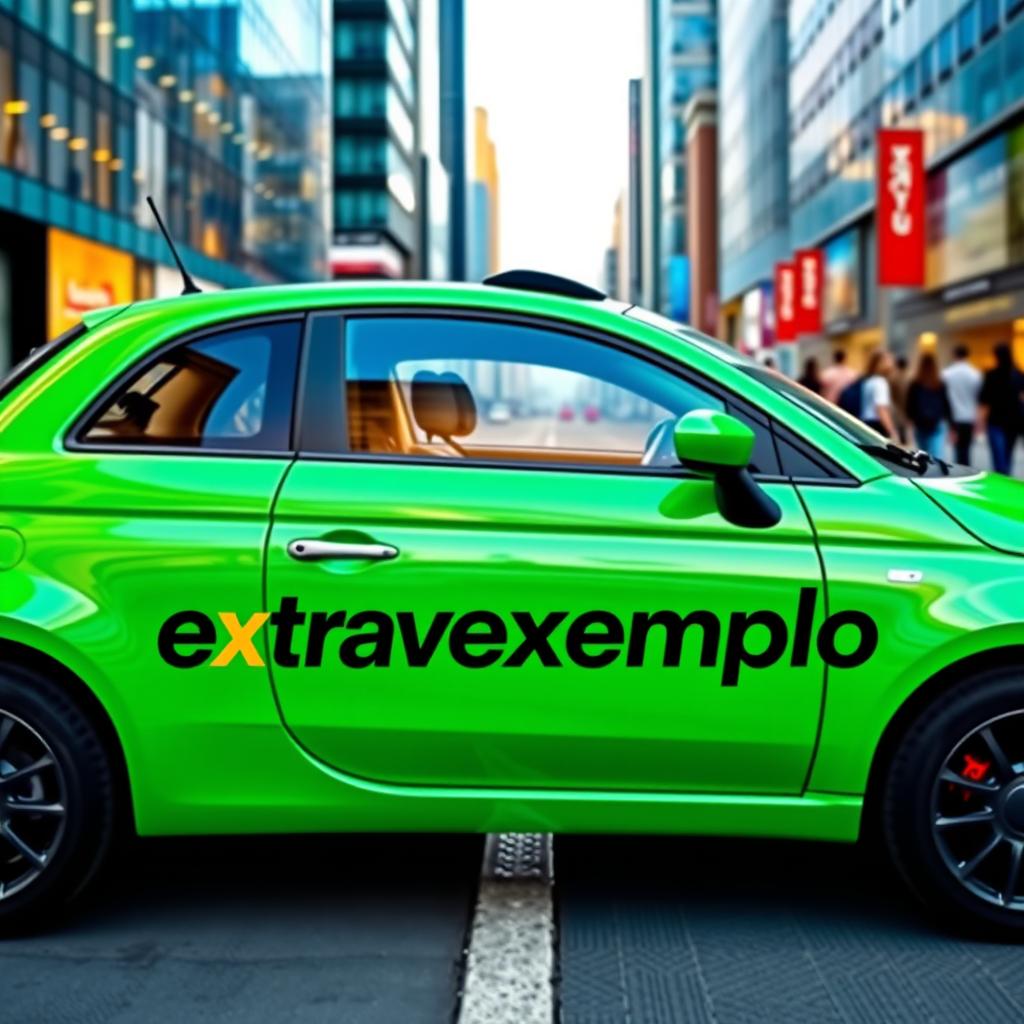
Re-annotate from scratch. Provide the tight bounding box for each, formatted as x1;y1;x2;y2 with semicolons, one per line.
265;310;828;794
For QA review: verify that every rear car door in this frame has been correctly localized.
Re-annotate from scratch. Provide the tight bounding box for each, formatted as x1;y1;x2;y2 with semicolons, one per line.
1;317;302;813
265;311;828;794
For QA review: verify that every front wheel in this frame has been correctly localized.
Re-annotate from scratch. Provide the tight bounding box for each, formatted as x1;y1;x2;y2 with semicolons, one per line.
884;669;1024;938
0;666;116;932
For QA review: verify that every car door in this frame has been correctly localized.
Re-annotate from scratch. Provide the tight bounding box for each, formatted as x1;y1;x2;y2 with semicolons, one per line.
265;311;827;794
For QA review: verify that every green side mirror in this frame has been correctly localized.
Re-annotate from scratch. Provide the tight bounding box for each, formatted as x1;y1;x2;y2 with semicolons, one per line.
673;409;754;470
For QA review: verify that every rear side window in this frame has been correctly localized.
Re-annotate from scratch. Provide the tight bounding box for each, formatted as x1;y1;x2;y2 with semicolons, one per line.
75;320;301;452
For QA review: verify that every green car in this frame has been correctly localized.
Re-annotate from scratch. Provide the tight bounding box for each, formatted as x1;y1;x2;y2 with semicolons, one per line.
3;269;1024;936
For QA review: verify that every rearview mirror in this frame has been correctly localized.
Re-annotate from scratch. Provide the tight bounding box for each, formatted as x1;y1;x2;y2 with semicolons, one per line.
673;409;754;469
673;410;781;529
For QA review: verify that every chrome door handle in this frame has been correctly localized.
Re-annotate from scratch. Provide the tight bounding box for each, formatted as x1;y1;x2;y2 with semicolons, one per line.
287;539;399;562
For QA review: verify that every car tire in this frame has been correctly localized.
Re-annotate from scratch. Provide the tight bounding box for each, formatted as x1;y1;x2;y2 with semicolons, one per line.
0;664;116;933
883;668;1024;939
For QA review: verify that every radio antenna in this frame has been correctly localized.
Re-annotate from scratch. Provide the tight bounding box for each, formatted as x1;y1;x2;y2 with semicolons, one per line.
146;196;201;295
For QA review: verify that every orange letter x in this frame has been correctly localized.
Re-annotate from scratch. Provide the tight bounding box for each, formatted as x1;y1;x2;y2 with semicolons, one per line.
211;612;270;668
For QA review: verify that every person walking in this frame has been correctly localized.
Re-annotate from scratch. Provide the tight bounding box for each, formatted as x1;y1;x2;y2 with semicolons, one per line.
820;349;856;404
978;343;1024;475
890;355;912;445
798;357;823;394
861;350;898;440
942;345;982;465
906;353;951;459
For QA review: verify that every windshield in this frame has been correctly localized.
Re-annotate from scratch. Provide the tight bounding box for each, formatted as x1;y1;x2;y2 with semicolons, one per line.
623;306;969;477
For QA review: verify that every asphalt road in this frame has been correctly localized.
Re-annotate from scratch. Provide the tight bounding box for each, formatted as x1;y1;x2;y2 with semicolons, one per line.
0;834;483;1024
556;834;1024;1024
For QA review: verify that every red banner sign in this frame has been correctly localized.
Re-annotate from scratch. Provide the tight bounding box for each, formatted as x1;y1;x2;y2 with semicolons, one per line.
774;262;797;342
877;128;925;287
795;249;824;335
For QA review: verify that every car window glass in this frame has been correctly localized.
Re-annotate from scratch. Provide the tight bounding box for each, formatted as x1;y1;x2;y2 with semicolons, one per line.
302;316;773;472
78;320;300;451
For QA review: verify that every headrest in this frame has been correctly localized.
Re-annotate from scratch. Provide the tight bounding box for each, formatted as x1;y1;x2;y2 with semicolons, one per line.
411;370;477;440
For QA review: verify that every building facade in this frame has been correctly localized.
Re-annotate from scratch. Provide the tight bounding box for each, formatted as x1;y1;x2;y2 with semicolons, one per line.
467;104;497;281
331;0;465;281
0;0;331;369
789;0;1024;368
642;0;716;319
717;0;790;353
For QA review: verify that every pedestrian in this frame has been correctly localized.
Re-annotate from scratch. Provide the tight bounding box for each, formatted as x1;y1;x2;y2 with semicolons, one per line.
942;345;982;465
906;353;951;459
798;357;823;394
861;349;898;440
890;355;911;445
820;349;856;404
978;342;1024;475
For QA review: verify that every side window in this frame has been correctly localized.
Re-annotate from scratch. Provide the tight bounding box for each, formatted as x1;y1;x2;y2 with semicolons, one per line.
77;320;301;452
303;315;777;473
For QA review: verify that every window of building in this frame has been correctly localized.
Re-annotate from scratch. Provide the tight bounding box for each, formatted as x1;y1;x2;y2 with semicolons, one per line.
958;1;978;61
919;40;935;94
671;15;715;55
77;321;301;452
937;21;955;79
902;61;918;112
979;0;999;38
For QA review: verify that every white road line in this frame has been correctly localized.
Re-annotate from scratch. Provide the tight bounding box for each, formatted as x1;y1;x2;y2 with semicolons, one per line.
457;834;555;1024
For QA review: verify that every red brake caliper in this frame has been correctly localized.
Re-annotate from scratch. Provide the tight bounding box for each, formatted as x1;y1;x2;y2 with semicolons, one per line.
949;753;992;801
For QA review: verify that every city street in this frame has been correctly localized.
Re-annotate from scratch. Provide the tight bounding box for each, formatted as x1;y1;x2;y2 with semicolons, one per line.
4;830;1024;1023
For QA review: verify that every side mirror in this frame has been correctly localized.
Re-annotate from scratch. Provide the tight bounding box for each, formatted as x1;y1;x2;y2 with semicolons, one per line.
674;409;754;469
673;410;781;529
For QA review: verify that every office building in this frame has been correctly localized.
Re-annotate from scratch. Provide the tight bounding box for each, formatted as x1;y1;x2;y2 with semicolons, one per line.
331;0;465;281
0;0;331;370
467;104;498;281
717;0;790;353
789;0;1024;366
641;0;716;319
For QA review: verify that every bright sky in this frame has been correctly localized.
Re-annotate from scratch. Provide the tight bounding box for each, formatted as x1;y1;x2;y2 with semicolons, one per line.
466;0;645;288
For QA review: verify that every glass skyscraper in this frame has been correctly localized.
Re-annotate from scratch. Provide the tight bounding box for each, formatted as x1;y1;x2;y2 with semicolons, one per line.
642;0;716;318
0;0;331;369
717;0;789;351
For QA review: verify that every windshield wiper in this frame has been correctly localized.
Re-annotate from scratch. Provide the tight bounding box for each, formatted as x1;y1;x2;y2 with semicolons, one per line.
860;443;943;475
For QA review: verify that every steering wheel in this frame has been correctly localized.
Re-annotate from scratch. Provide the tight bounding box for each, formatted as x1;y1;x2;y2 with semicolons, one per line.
641;417;679;468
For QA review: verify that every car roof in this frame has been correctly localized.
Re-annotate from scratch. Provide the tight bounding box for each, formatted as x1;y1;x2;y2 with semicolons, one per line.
116;279;633;324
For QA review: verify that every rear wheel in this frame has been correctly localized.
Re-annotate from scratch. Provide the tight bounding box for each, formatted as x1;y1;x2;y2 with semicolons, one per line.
0;666;116;932
884;669;1024;938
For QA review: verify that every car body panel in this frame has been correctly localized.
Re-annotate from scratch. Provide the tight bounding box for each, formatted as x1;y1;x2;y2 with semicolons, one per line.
267;459;827;793
0;282;1022;845
803;474;1024;794
913;471;1024;557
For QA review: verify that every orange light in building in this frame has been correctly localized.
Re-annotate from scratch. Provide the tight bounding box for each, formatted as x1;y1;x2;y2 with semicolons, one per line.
50;126;70;141
3;100;29;116
220;123;233;135
68;137;88;151
71;0;94;14
93;149;111;163
39;113;58;129
157;74;177;89
115;35;133;49
207;111;221;125
109;158;124;172
179;90;195;104
194;101;209;115
136;55;155;70
95;19;115;36
918;332;938;350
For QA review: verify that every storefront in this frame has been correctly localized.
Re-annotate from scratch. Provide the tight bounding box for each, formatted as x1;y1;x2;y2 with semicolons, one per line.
894;120;1024;369
46;228;135;340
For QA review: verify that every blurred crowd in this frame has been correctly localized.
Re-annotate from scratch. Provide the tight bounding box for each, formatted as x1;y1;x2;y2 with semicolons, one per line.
792;344;1024;475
